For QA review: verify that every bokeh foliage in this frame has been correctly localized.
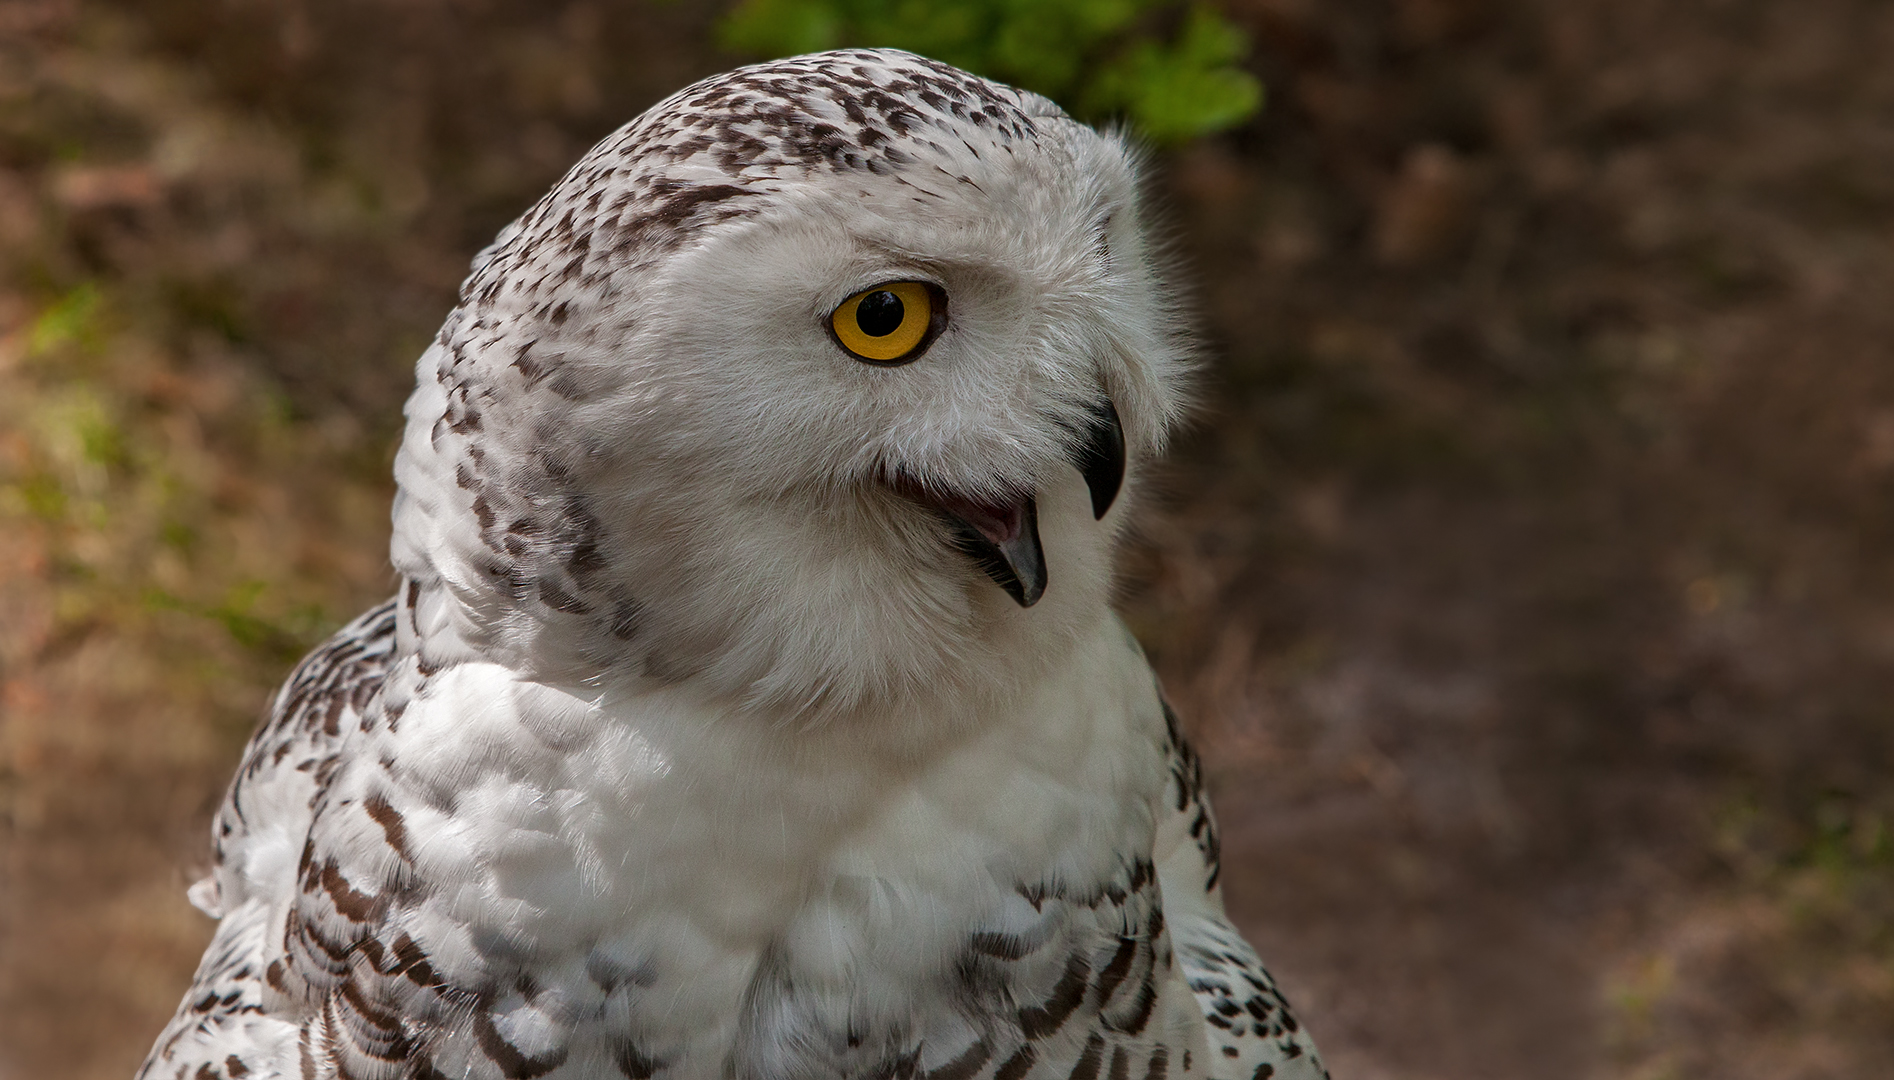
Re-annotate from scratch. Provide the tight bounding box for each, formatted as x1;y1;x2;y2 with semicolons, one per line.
718;0;1263;141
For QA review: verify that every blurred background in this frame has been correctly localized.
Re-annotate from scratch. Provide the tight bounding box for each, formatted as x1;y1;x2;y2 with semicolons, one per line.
2;1;1891;1077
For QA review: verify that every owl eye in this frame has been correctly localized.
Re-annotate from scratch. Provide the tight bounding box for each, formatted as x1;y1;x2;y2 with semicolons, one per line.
830;281;943;365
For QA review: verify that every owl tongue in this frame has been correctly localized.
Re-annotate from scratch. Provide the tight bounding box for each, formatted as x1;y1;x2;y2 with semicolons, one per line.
931;492;1024;546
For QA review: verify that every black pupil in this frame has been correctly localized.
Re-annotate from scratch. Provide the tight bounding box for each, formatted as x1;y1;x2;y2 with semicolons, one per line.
855;290;906;337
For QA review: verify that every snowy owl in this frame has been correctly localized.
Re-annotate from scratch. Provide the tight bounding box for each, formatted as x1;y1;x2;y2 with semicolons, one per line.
140;50;1326;1080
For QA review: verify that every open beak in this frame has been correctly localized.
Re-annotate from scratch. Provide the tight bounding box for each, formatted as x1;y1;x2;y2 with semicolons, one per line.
936;492;1046;607
899;399;1124;609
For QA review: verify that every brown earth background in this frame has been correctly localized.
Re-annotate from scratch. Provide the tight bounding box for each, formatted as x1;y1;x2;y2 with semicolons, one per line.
2;1;1892;1077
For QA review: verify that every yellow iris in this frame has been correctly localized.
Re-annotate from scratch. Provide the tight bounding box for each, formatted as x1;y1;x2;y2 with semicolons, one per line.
830;281;937;364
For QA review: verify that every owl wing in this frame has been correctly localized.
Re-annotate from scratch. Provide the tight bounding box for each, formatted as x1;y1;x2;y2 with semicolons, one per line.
1153;702;1329;1080
138;599;401;1080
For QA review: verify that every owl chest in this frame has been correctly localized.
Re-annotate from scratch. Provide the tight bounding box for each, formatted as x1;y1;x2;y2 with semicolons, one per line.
334;744;1167;1079
292;648;1172;1077
489;792;1171;1080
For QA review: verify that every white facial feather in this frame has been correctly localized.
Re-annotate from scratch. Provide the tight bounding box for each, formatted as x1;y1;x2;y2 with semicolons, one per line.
389;49;1191;722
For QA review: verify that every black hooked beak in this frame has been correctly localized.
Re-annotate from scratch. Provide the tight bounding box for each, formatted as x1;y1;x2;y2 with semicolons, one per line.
949;498;1046;608
1072;398;1125;520
892;475;1047;608
897;399;1121;609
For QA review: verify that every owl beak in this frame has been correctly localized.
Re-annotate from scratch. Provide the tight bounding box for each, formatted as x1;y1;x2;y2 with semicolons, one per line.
891;400;1120;611
1072;399;1125;520
947;496;1046;608
889;475;1047;607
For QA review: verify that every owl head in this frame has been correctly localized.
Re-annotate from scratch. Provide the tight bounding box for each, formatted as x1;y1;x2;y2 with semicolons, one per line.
391;50;1193;723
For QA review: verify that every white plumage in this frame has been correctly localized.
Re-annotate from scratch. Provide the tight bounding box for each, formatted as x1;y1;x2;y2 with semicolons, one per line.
140;50;1326;1080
